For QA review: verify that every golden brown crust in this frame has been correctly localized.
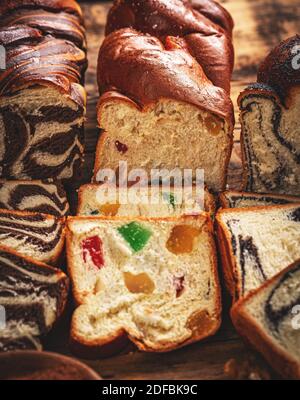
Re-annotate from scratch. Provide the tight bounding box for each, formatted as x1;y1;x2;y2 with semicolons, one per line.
231;259;300;379
105;0;234;93
67;213;222;356
0;1;86;106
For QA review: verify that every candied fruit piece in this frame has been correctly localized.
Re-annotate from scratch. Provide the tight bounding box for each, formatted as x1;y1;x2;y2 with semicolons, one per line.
173;276;185;297
205;115;222;136
118;222;152;252
100;203;120;216
162;192;176;210
166;225;200;254
82;236;104;269
115;140;128;154
124;272;155;294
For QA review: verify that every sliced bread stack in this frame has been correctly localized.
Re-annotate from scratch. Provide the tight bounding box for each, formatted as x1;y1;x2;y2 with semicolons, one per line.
66;214;221;356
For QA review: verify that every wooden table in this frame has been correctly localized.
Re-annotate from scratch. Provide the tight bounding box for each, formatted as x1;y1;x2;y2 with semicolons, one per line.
46;0;300;380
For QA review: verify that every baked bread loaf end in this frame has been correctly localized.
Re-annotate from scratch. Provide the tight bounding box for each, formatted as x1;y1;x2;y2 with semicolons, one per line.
0;1;87;180
95;0;234;192
239;35;300;196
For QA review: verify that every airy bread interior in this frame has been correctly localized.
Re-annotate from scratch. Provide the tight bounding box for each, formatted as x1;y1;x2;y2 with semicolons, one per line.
77;184;215;216
67;215;221;352
95;99;232;192
240;88;300;196
0;86;84;180
216;204;300;299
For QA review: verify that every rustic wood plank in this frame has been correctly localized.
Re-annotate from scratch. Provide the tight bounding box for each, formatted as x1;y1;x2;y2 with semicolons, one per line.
53;0;298;379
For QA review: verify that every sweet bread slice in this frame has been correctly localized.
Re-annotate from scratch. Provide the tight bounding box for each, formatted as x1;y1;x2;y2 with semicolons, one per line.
0;245;69;351
0;180;69;217
231;259;300;379
77;184;215;216
238;35;300;196
219;191;300;209
0;209;65;265
66;214;221;355
216;204;300;301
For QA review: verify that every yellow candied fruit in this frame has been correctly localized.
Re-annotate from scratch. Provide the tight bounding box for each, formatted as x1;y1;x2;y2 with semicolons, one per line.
205;115;222;136
124;272;155;294
99;203;120;216
166;225;200;254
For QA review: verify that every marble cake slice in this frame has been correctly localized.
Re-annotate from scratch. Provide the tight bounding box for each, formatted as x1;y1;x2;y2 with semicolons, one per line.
231;259;300;379
219;191;300;209
0;180;69;217
238;35;300;196
216;203;300;301
0;209;65;265
0;1;87;180
0;245;69;352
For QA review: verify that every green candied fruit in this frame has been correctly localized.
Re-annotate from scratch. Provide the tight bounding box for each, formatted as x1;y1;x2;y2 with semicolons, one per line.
118;222;152;252
162;192;176;210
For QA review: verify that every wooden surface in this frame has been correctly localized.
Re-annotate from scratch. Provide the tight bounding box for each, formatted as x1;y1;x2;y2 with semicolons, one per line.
47;0;300;380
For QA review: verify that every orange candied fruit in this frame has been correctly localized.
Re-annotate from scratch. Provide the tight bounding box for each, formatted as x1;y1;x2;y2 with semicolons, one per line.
99;203;120;216
166;225;200;254
124;272;155;294
204;115;222;136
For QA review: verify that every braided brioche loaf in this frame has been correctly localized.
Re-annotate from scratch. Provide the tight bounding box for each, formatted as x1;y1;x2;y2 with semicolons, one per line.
239;35;300;196
95;0;234;192
0;0;86;180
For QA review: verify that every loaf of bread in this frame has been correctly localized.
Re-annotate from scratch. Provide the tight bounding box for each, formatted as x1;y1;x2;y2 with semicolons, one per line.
94;0;234;192
0;0;86;180
0;245;69;352
0;180;69;217
231;259;300;379
219;191;300;209
216;204;300;301
66;214;221;356
0;209;65;265
77;184;215;216
238;35;300;196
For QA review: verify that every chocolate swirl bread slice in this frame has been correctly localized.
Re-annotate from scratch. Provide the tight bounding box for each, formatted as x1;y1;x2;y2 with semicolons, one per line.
0;180;69;217
0;1;86;180
66;214;221;356
231;259;300;379
239;35;300;195
216;204;300;301
0;245;69;352
77;184;215;216
94;0;234;192
219;191;300;209
0;209;65;265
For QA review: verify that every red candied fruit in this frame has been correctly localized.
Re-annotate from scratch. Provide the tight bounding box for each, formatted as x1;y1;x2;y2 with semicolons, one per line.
82;236;104;269
173;276;185;297
115;140;128;154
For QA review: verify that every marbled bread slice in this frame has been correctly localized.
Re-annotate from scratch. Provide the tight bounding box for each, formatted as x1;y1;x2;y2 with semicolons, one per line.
0;209;65;265
216;204;300;301
231;259;300;379
66;214;221;356
0;245;69;352
0;180;69;217
219;191;300;209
